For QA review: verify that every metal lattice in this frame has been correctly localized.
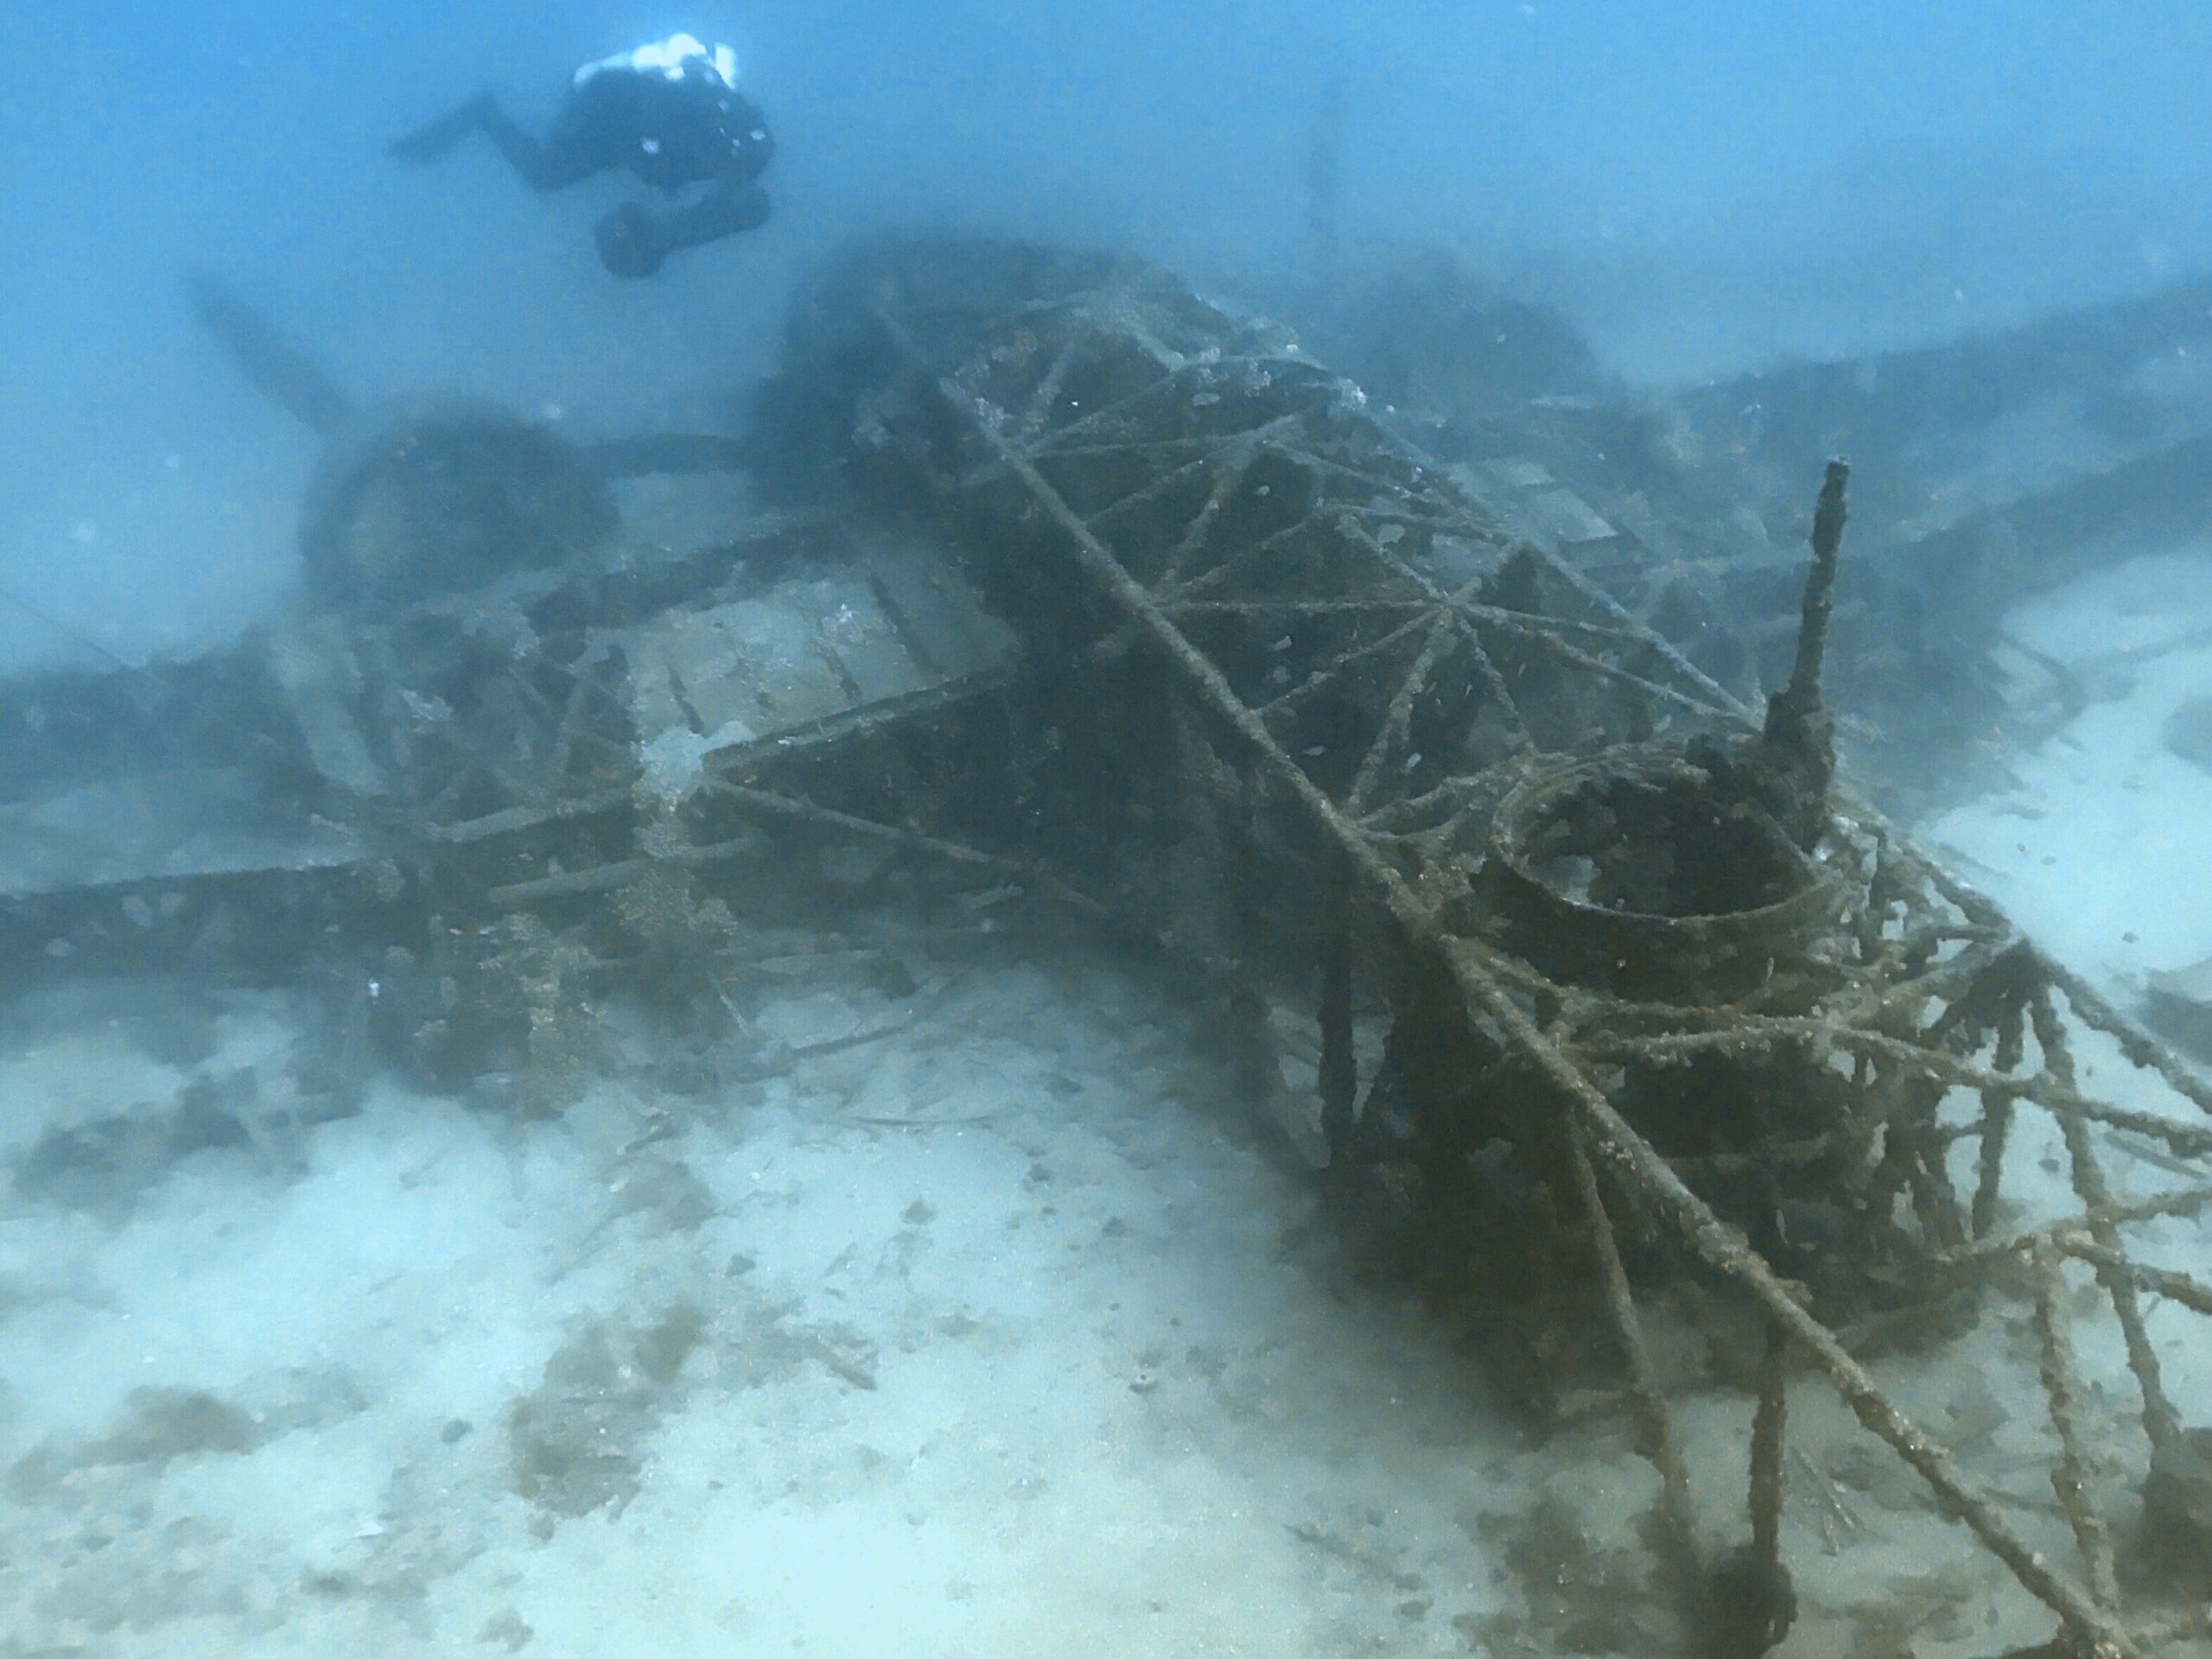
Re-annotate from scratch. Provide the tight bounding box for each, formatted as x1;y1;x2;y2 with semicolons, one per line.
760;236;2212;1658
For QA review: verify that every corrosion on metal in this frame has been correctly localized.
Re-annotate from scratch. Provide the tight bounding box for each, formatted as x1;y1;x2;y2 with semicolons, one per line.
760;237;2212;1656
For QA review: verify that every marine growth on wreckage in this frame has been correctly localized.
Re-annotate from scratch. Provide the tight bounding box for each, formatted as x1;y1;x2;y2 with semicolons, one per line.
765;236;2212;1659
7;236;2212;1656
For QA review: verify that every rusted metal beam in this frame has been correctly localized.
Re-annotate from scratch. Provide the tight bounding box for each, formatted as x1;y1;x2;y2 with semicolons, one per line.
941;369;2137;1655
815;239;2196;1657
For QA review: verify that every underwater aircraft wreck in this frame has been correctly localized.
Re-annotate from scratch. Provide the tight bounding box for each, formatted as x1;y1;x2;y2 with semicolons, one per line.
1299;256;2212;816
6;240;2212;1656
0;277;1033;1017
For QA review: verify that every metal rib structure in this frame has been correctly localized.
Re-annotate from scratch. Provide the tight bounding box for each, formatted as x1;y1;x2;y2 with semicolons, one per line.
760;237;2212;1657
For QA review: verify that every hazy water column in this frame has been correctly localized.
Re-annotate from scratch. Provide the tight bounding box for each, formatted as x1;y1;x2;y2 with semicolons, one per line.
4;0;2211;671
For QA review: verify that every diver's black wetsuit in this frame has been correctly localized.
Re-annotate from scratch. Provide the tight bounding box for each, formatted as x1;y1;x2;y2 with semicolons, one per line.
390;40;774;278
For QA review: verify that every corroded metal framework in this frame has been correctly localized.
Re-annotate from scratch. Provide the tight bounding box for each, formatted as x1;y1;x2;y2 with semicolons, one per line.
11;238;2211;1654
771;237;2212;1656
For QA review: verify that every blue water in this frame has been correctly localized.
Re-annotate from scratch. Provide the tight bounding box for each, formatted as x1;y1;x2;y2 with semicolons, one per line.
5;13;2212;1656
3;1;2209;667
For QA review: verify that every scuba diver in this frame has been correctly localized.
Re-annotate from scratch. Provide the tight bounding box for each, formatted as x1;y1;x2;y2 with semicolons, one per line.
387;33;774;279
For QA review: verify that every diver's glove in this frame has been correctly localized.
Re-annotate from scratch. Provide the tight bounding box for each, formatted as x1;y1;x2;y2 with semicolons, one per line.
594;203;667;279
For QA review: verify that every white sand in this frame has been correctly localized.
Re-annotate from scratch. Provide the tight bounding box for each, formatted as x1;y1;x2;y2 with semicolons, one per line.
7;552;2212;1656
0;960;1531;1656
1925;548;2212;990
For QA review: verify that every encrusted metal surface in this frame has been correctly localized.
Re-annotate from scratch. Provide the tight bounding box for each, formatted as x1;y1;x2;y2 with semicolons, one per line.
0;498;1026;994
7;238;2210;1656
776;234;2212;1656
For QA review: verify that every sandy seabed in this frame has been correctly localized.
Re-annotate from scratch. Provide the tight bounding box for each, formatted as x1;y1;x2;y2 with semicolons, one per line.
3;553;2212;1658
0;950;1550;1657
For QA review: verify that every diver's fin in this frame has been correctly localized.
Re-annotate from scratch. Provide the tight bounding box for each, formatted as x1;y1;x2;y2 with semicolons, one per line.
387;98;488;166
184;272;356;439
